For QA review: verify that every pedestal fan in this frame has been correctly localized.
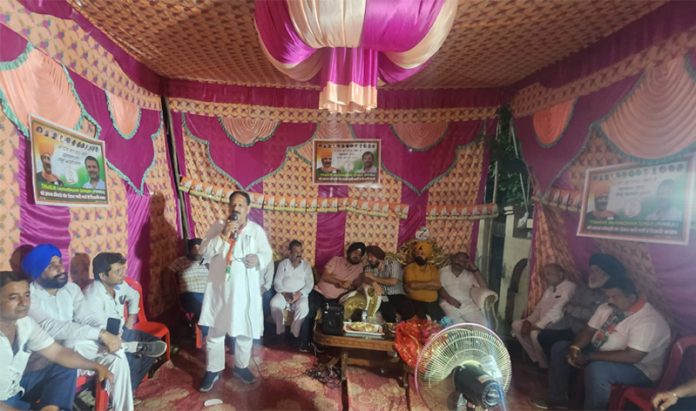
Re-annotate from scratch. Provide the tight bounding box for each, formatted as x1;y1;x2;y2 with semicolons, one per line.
415;323;512;410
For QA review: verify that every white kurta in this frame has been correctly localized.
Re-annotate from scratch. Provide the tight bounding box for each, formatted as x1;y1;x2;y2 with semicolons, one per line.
198;219;272;339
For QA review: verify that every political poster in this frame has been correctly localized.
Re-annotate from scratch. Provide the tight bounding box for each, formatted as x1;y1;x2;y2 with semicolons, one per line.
313;140;380;185
578;159;694;245
30;115;109;207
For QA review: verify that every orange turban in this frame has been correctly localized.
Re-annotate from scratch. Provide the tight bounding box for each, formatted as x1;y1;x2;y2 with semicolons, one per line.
414;241;433;259
592;180;611;197
37;135;55;156
317;146;332;160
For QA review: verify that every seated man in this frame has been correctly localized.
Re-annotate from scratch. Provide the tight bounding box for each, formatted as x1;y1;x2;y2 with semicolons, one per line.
82;253;167;392
269;240;313;343
22;244;138;411
0;270;112;411
438;252;488;326
540;276;671;410
299;242;365;352
512;263;575;369
363;245;414;322
403;241;442;321
167;238;209;324
537;253;625;358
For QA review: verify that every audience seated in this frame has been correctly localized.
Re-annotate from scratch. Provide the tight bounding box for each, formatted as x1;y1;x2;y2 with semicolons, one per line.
167;239;209;328
538;275;671;410
0;270;112;411
82;253;167;393
537;253;625;359
404;241;443;321
438;251;488;327
269;240;313;344
299;242;365;352
513;263;576;369
653;376;696;411
363;245;414;323
22;244;138;411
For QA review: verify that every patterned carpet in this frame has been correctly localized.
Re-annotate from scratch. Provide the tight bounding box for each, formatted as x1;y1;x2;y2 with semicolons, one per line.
132;339;541;411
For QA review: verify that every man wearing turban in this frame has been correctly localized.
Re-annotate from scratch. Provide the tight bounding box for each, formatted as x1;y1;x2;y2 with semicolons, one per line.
315;146;338;176
403;241;443;320
363;245;414;322
35;135;64;186
586;180;615;221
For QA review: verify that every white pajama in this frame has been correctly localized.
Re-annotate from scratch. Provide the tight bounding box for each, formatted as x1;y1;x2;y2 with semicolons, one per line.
72;340;133;411
205;327;253;371
512;319;546;367
270;294;309;337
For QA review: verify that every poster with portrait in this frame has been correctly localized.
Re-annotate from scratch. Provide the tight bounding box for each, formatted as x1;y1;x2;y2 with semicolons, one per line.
313;139;380;185
30;115;109;207
577;159;695;245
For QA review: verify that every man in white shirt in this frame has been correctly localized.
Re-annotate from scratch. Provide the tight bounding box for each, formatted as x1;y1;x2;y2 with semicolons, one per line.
541;275;671;410
269;240;313;343
512;263;576;369
22;244;137;411
82;252;167;395
438;252;488;326
0;270;112;410
198;191;273;391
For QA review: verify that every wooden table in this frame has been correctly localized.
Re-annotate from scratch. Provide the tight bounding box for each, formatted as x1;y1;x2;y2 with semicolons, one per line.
313;328;411;405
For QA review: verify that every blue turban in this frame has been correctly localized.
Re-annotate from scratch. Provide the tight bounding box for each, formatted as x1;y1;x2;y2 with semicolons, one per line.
21;244;61;279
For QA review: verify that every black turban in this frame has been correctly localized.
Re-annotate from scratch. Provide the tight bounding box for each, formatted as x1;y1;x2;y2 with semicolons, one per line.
589;253;626;278
365;245;385;260
347;242;366;256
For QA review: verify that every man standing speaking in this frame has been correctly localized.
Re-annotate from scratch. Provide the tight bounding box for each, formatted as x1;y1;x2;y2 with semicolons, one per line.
198;191;273;391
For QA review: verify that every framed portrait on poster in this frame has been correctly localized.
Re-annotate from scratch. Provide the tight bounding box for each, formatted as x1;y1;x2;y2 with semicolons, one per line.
30;115;109;207
313;139;380;185
577;158;694;245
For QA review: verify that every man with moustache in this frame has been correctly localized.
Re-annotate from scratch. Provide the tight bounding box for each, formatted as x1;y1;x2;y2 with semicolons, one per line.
35;136;63;187
536;276;670;410
82;156;105;190
83;252;167;397
298;242;366;352
0;270;112;411
363;245;414;322
197;191;273;390
438;252;488;326
536;253;626;359
25;246;162;411
269;240;313;344
403;241;443;321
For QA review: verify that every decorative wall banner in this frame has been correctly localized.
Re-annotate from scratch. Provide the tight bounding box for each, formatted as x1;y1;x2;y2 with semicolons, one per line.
313;139;380;185
578;159;695;245
30;115;108;206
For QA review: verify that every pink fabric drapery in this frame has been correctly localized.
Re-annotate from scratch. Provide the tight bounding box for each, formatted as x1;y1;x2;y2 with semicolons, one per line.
392;121;448;150
0;48;82;134
599;56;696;159
255;0;456;112
107;92;141;139
532;98;576;146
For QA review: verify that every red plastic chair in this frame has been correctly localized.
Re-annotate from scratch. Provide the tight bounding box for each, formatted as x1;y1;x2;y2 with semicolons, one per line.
76;374;108;411
609;335;696;410
124;277;172;361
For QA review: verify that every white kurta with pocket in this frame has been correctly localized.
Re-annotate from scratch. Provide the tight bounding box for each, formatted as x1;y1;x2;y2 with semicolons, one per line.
198;219;273;339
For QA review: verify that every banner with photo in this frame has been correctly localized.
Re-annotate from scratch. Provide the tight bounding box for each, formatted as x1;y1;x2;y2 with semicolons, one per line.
30;116;109;207
578;159;695;245
313;139;380;185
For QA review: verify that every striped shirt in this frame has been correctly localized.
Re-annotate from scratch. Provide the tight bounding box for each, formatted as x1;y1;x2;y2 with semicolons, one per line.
371;258;405;296
168;256;209;294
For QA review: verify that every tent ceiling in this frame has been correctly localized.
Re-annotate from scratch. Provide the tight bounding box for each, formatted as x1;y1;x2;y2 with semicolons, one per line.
69;0;666;90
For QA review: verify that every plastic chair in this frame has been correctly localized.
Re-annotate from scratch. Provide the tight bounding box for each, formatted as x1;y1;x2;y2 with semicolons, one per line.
608;335;696;410
124;277;172;361
75;374;108;411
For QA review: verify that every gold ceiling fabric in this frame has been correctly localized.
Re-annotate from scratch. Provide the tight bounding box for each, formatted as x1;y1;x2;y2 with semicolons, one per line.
168;98;497;124
1;0;161;109
64;0;664;89
599;55;696;159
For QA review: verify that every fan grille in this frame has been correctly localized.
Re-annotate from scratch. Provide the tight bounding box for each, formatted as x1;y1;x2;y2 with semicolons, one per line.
416;324;512;410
